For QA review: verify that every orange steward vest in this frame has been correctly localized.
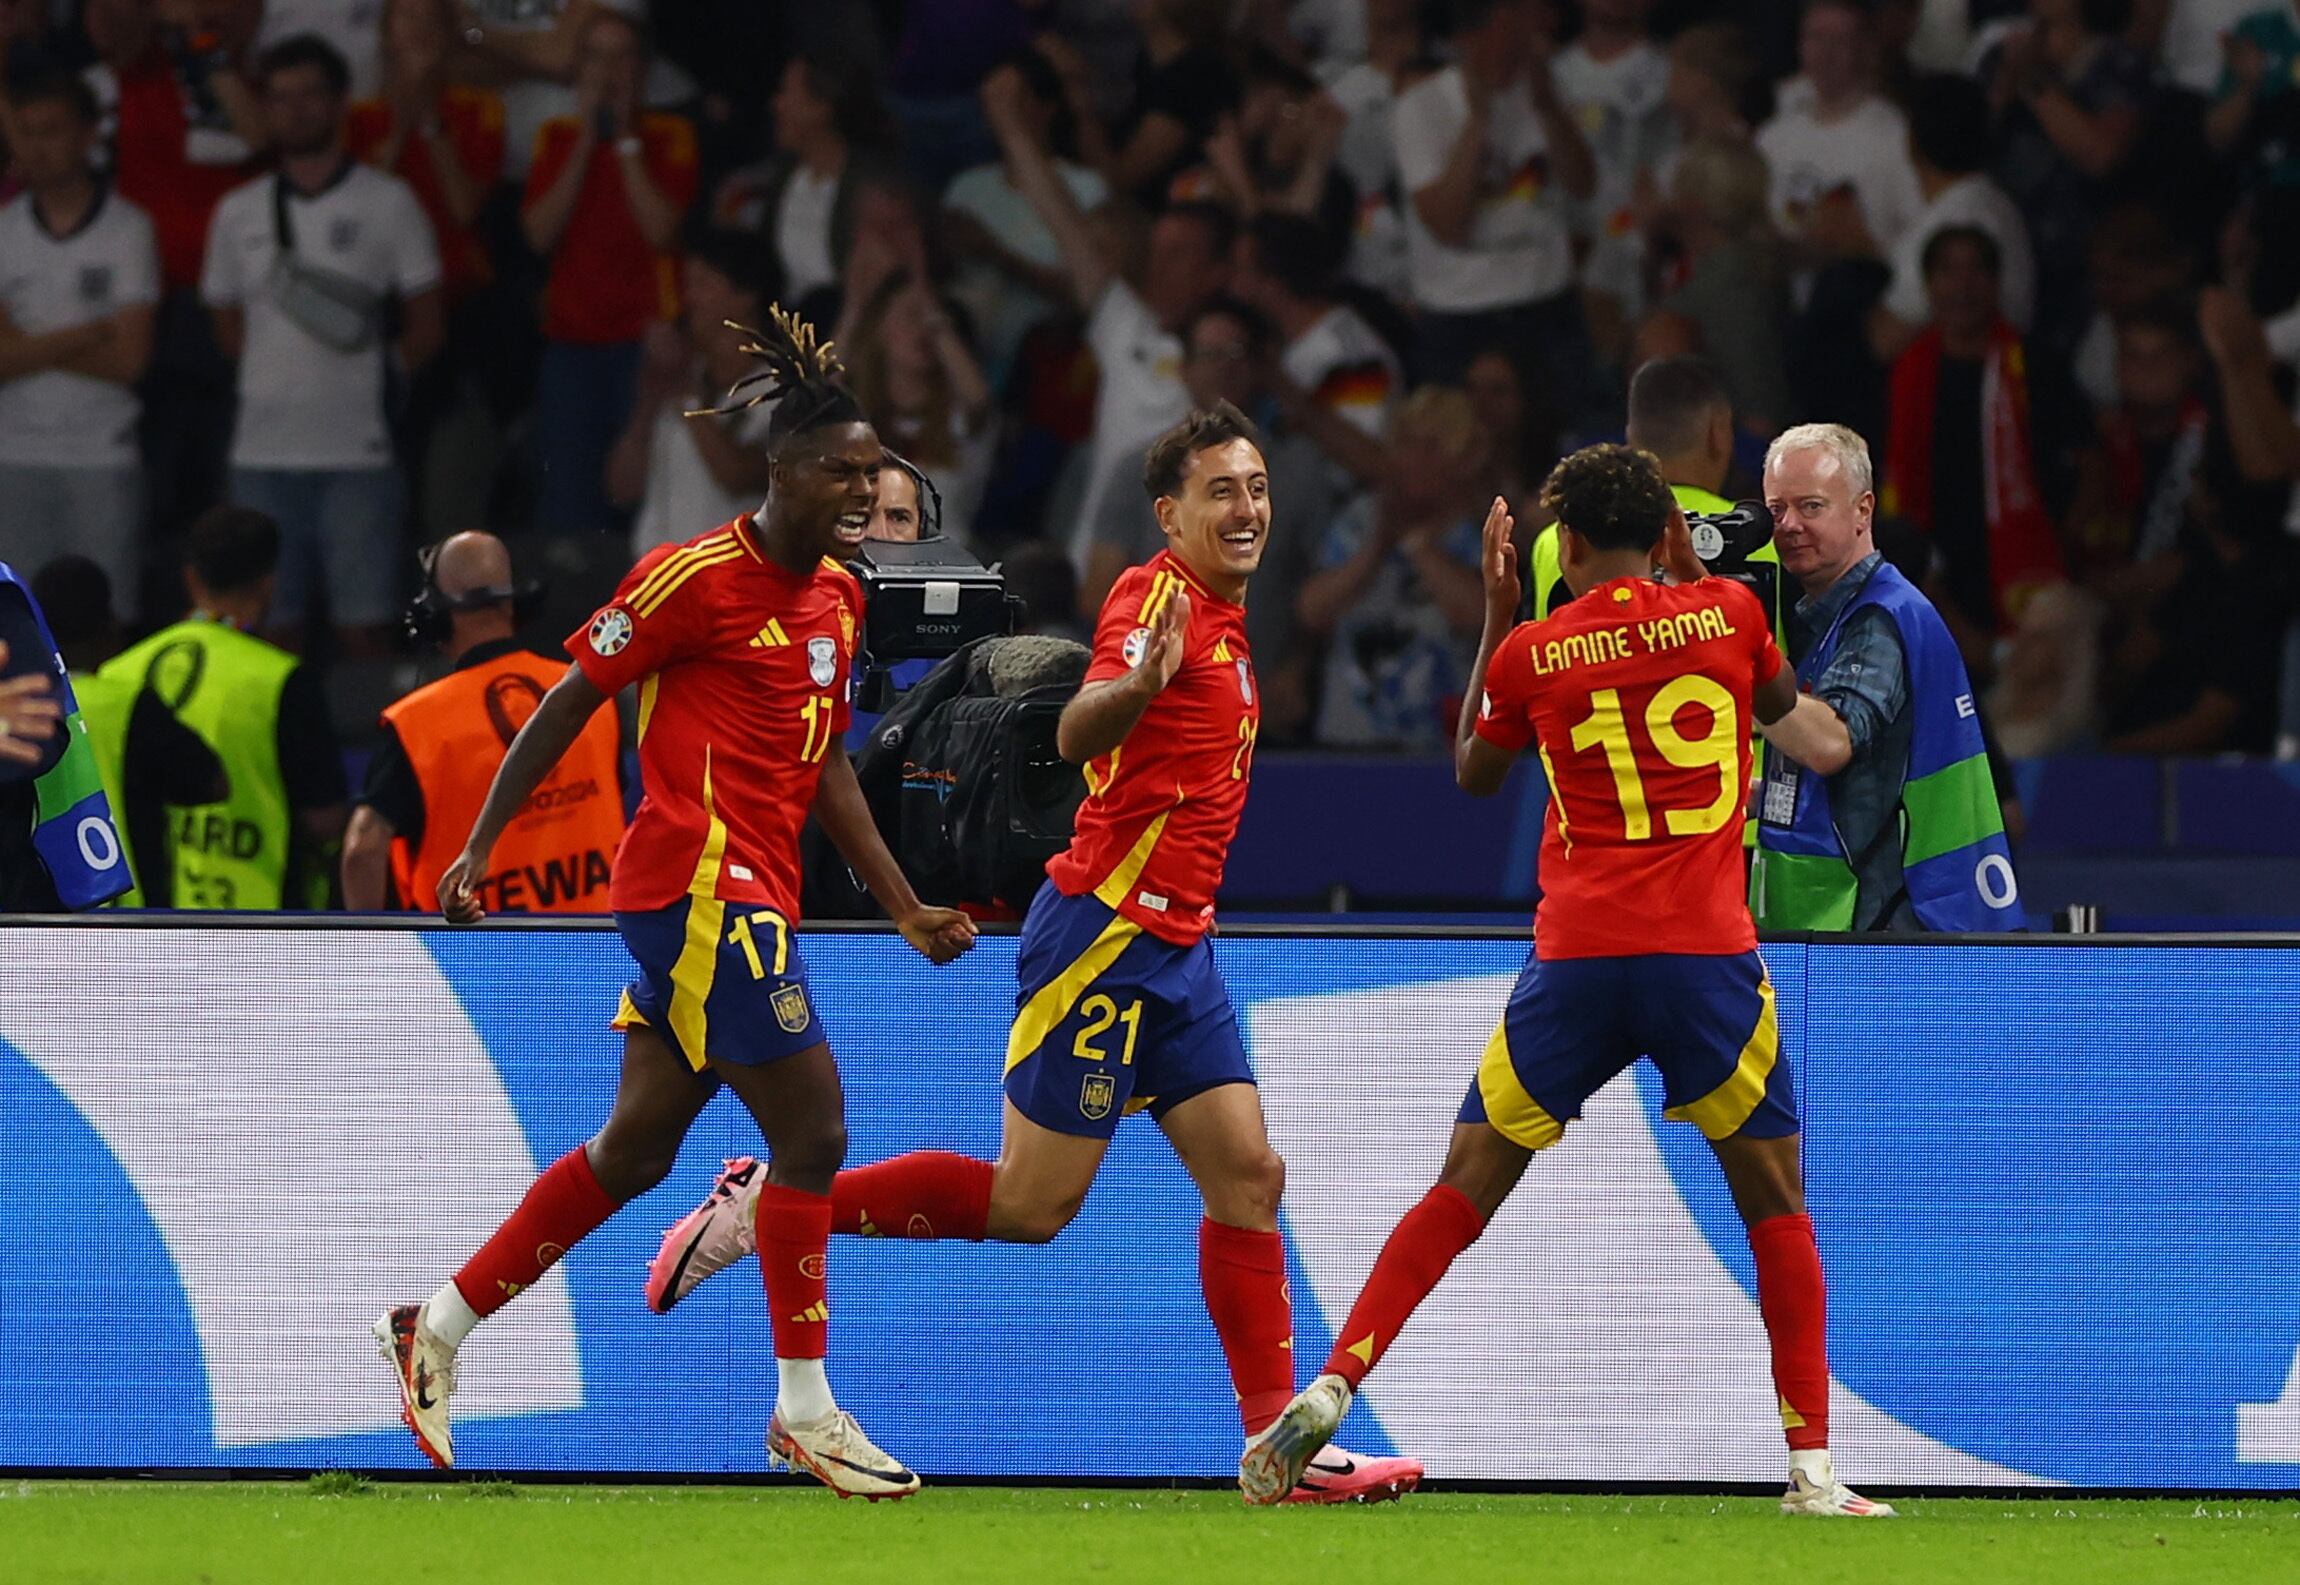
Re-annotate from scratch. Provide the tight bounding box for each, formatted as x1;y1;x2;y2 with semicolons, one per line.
380;650;624;913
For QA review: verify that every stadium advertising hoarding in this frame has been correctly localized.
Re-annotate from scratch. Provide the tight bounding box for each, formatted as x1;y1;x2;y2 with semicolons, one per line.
3;924;2297;1488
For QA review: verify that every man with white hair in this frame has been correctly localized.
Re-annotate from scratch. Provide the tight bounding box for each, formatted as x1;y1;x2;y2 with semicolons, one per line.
1751;423;2021;932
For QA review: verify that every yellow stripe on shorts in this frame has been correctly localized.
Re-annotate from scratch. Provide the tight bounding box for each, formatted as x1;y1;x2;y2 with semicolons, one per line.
1476;1019;1565;1151
1005;915;1143;1075
1664;976;1780;1140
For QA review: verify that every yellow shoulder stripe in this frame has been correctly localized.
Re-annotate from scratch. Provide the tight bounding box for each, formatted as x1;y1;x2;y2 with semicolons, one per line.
628;532;735;611
634;543;742;617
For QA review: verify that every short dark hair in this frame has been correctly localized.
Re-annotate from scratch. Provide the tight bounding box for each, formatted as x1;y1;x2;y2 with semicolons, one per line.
1143;401;1265;501
29;556;114;651
1541;444;1675;554
9;70;99;127
1626;357;1732;458
1921;223;2001;281
1446;0;1517;39
1001;540;1080;633
1163;199;1239;263
1246;212;1334;303
798;50;897;153
256;33;352;97
186;506;282;594
1907;72;1990;177
1183;294;1272;357
2079;0;2133;36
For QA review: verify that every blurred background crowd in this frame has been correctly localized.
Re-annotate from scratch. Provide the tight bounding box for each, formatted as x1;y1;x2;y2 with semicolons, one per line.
0;0;2296;769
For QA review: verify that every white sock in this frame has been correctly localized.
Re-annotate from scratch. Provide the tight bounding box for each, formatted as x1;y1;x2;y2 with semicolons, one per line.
422;1280;480;1349
1789;1447;1835;1486
776;1358;837;1425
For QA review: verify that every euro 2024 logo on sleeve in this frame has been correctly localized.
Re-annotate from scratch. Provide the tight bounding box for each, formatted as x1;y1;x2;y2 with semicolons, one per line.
589;607;633;657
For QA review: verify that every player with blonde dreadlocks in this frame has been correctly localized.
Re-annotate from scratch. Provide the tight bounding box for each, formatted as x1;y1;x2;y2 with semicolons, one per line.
376;305;978;1498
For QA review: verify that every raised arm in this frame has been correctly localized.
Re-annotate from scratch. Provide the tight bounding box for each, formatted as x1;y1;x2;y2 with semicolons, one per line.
1455;497;1521;797
1057;586;1189;764
982;63;1115;309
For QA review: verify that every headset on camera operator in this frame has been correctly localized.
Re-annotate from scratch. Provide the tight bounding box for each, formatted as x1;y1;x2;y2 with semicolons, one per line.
342;533;625;913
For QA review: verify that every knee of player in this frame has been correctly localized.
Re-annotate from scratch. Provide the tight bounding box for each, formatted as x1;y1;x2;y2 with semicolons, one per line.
589;1134;682;1199
775;1119;849;1183
1240;1148;1286;1217
1003;1193;1085;1245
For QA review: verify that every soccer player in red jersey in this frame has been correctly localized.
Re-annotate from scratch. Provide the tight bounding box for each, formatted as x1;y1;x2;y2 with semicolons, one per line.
648;403;1423;1503
1239;445;1893;1517
373;309;975;1498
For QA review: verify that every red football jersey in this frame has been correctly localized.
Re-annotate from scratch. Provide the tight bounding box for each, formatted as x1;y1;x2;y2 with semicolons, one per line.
1475;576;1783;959
1045;552;1260;945
568;519;861;916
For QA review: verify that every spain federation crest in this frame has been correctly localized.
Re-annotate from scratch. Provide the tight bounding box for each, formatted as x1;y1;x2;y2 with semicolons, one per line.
807;635;838;687
1079;1071;1116;1121
772;983;812;1034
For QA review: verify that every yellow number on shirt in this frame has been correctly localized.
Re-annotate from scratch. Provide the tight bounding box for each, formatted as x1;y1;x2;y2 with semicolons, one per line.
1230;717;1259;781
1645;676;1740;836
729;909;791;979
1074;994;1144;1065
798;695;834;762
1568;688;1650;840
1565;680;1741;842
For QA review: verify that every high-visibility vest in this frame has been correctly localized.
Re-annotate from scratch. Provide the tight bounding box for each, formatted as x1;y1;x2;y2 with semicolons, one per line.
379;649;624;914
102;618;297;910
68;667;146;907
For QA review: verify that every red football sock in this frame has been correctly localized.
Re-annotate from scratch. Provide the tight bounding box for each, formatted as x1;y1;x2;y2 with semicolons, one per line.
1749;1211;1830;1450
1199;1219;1295;1434
755;1183;834;1360
1321;1185;1486;1390
451;1145;620;1317
831;1151;994;1240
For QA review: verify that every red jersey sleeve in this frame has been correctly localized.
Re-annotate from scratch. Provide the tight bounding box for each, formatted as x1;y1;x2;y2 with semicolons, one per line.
522;120;576;213
1084;566;1159;686
454;90;507;190
566;544;710;694
1472;626;1538;754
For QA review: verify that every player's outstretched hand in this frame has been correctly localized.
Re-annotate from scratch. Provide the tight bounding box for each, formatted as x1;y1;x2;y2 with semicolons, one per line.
1135;586;1192;695
0;643;62;767
899;905;978;965
438;849;489;925
1479;496;1520;632
1657;507;1707;586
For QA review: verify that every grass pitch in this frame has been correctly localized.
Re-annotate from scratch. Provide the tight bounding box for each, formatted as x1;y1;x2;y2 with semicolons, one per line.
2;1481;2296;1584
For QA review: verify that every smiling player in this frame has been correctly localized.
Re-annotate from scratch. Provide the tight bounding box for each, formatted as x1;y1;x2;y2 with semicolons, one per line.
1238;444;1892;1517
374;307;975;1499
648;402;1423;1504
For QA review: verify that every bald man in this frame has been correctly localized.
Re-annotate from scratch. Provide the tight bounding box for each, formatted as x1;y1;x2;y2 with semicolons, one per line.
344;534;626;912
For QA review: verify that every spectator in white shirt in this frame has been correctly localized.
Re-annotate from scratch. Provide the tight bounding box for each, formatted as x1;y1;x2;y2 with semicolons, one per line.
608;229;776;560
713;50;899;316
1390;0;1597;414
203;34;442;656
0;73;159;619
1873;72;2037;364
980;58;1233;615
1552;0;1673;337
1755;0;1924;273
942;40;1110;385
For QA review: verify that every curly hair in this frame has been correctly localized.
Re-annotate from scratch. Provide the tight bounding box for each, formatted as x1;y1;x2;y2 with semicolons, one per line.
1540;444;1675;554
687;303;868;456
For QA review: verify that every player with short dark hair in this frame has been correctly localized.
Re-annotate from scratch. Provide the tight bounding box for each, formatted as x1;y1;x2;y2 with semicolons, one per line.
1239;443;1893;1518
648;399;1425;1505
374;306;976;1499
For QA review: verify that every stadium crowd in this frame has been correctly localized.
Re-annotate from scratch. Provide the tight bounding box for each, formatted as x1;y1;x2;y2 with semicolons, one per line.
1;0;2298;901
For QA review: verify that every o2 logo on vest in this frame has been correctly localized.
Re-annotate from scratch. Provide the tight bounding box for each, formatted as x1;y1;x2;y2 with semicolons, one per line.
588;608;633;657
